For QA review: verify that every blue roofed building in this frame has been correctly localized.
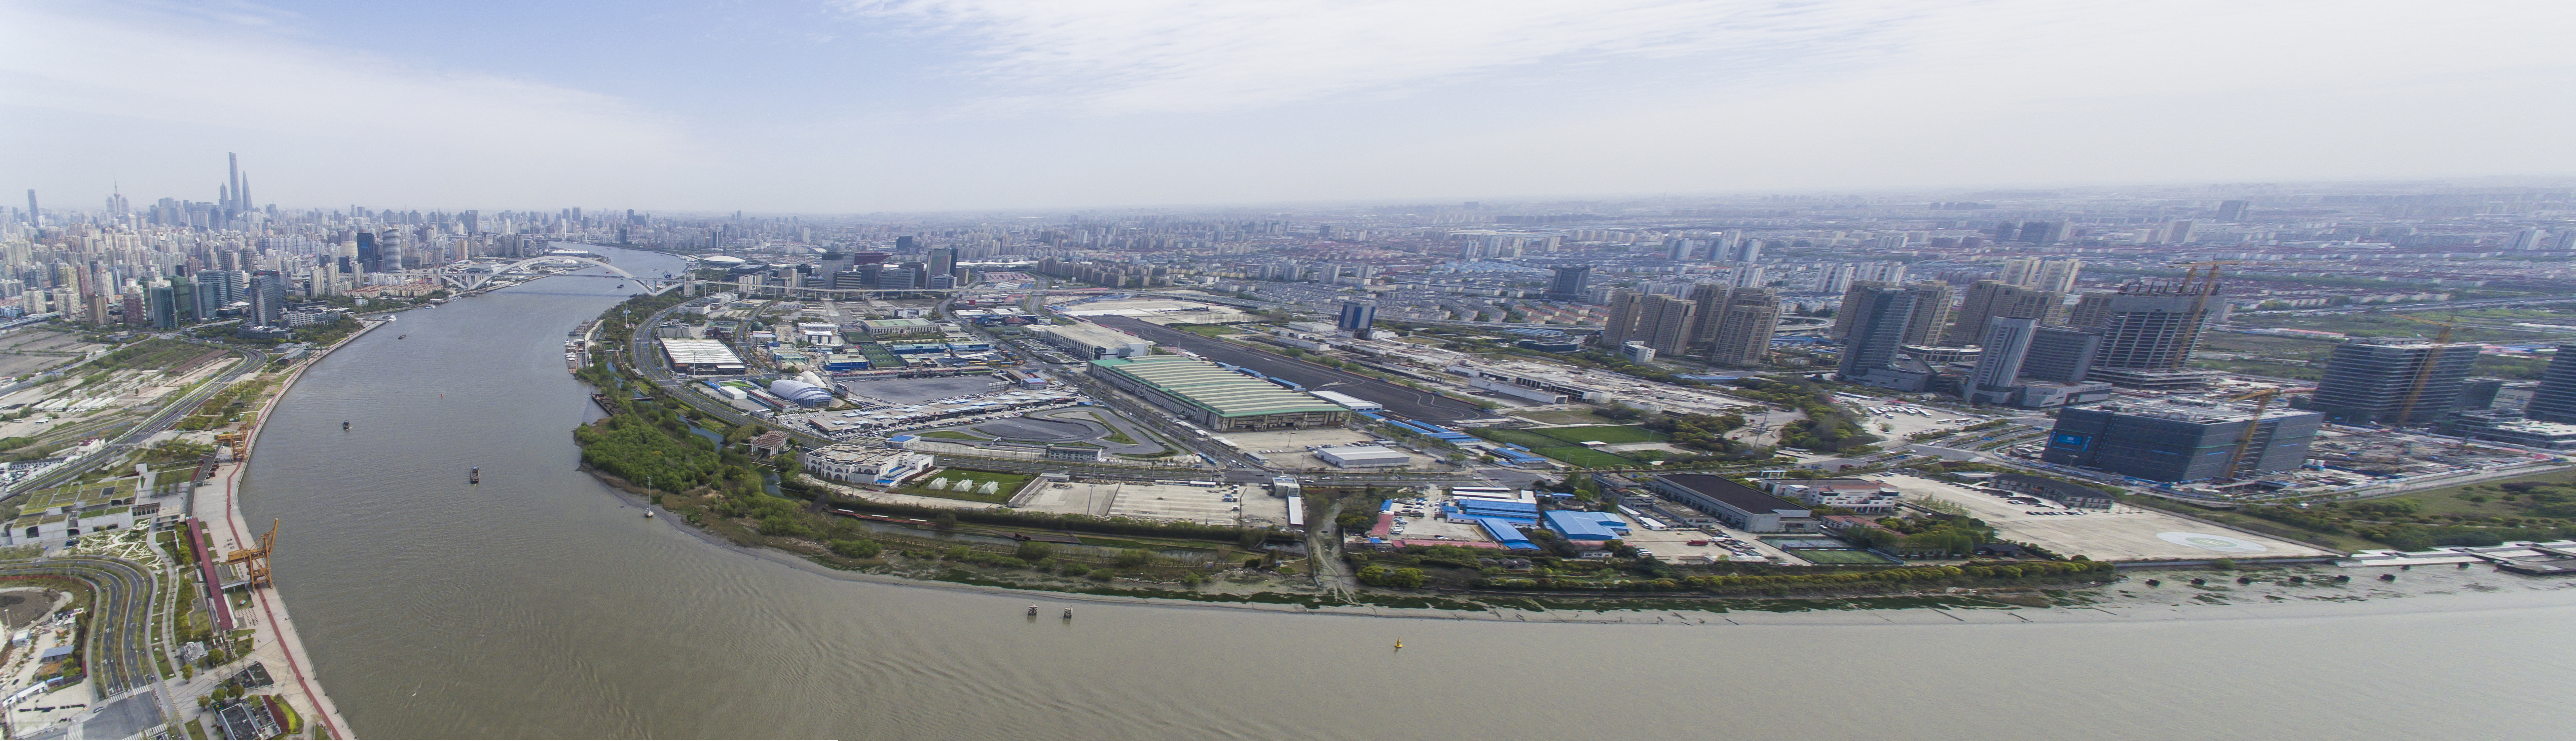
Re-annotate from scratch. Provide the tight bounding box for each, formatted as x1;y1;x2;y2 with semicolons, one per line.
1543;510;1631;541
1471;518;1538;550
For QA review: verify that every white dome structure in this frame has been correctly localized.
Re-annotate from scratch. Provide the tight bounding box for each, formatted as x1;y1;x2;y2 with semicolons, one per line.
769;379;832;406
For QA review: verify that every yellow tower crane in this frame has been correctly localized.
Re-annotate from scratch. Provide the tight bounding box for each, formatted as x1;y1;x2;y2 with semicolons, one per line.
2219;389;2284;481
2389;314;2462;426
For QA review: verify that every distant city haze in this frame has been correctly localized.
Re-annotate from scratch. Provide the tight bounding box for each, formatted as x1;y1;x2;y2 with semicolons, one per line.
5;0;2574;212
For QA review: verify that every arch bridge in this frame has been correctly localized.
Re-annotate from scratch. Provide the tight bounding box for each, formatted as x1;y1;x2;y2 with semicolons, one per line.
434;256;684;295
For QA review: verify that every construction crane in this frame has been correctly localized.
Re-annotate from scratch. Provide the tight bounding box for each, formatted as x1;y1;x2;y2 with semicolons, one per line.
2389;314;2462;426
2218;389;2283;481
224;519;278;589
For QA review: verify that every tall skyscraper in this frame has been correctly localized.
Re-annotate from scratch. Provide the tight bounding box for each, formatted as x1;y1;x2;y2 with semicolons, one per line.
1599;290;1642;348
1816;264;1856;294
2523;344;2576;423
1547;266;1591;299
246;270;286;326
1828;280;1887;339
1706;289;1782;366
22;190;36;226
929;247;958;281
1836;284;1922;387
2069;283;2221;384
2309;341;2482;425
1684;282;1729;345
1898;282;1955;346
1944;280;2066;346
2163;220;2195;244
1336;300;1377;335
1636;294;1696;356
2020;326;2104;383
1966;317;2039;404
2217;200;2252;222
1667;239;1693;261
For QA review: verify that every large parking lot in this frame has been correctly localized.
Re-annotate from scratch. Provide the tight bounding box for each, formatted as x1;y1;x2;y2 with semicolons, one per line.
1876;473;2332;561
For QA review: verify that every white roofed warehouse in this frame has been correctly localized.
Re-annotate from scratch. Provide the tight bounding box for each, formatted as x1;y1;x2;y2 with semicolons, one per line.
1317;445;1409;468
661;338;746;375
1089;356;1349;431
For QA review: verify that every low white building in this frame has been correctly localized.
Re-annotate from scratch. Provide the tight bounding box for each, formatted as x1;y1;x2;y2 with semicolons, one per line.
803;445;935;487
1317;445;1410;468
1756;478;1904;515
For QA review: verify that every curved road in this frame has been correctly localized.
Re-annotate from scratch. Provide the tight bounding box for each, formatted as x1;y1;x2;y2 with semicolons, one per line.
0;556;162;698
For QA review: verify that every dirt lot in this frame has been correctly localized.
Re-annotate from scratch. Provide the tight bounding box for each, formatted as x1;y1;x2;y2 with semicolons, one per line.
1017;480;1292;527
1877;473;2333;561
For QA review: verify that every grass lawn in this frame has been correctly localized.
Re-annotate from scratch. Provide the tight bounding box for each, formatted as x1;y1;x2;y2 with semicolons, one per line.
896;469;1034;504
1532;425;1667;445
1532;446;1639;468
917;430;986;441
2381;469;2576;520
1787;549;1898;565
1512;409;1618;425
1469;428;1565;449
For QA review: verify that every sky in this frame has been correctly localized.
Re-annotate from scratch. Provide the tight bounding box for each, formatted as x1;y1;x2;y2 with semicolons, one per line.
3;0;2572;213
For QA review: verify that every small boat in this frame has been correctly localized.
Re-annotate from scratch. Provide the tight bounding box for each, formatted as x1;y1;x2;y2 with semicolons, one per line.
341;420;350;431
398;334;406;339
470;467;481;484
1394;639;1403;650
1060;608;1073;619
1026;605;1039;616
644;509;655;519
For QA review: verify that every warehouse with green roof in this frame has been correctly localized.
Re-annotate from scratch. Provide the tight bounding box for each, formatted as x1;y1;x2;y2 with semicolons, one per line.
1090;356;1351;431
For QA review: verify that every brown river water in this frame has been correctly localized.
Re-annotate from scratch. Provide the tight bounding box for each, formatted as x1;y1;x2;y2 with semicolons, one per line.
241;246;2575;740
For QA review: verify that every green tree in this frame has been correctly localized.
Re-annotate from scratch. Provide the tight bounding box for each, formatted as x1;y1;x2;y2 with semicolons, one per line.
1014;541;1055;563
829;539;883;559
933;512;958;531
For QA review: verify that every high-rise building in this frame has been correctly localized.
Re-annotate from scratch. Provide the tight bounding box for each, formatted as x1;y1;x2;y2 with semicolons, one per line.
1336;300;1377;335
1636;294;1696;356
1944;280;2066;346
1706;289;1781;366
2308;341;2482;425
1898;282;1954;346
1599;290;1642;348
148;284;181;329
2217;200;2252;222
1547;266;1591;299
1684;283;1729;345
2020;326;2104;383
2510;228;2546;251
1965;317;2039;404
246;270;286;326
2163;220;2196;244
929;247;958;280
1836;284;1923;388
1817;264;1855;294
2043;399;2323;482
354;232;380;272
2069;284;2220;384
2523;344;2576;423
1666;239;1693;261
1828;280;1887;339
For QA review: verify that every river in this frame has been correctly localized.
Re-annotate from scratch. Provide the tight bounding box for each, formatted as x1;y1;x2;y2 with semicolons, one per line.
239;245;2575;740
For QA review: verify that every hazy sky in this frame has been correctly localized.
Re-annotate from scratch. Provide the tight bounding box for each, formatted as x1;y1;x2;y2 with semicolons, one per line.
4;0;2572;213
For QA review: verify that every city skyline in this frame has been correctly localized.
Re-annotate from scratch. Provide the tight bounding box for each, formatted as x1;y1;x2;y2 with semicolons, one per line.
7;0;2575;212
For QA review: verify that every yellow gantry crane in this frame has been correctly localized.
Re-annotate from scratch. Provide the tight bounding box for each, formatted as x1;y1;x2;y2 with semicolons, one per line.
224;519;278;588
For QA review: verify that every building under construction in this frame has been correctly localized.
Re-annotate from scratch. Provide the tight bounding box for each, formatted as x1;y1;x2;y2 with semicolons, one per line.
2068;279;2224;389
2306;341;2481;425
2042;398;2323;482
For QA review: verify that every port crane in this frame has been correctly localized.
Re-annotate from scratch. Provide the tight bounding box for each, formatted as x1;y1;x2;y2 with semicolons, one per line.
2217;389;2284;481
224;519;279;588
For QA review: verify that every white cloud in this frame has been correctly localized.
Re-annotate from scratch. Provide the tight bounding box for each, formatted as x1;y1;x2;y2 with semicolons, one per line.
0;0;692;206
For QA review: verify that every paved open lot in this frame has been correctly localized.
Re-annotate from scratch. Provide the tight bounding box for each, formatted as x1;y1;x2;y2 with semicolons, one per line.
1017;480;1292;527
1878;473;2333;561
1090;315;1488;423
840;375;1010;405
